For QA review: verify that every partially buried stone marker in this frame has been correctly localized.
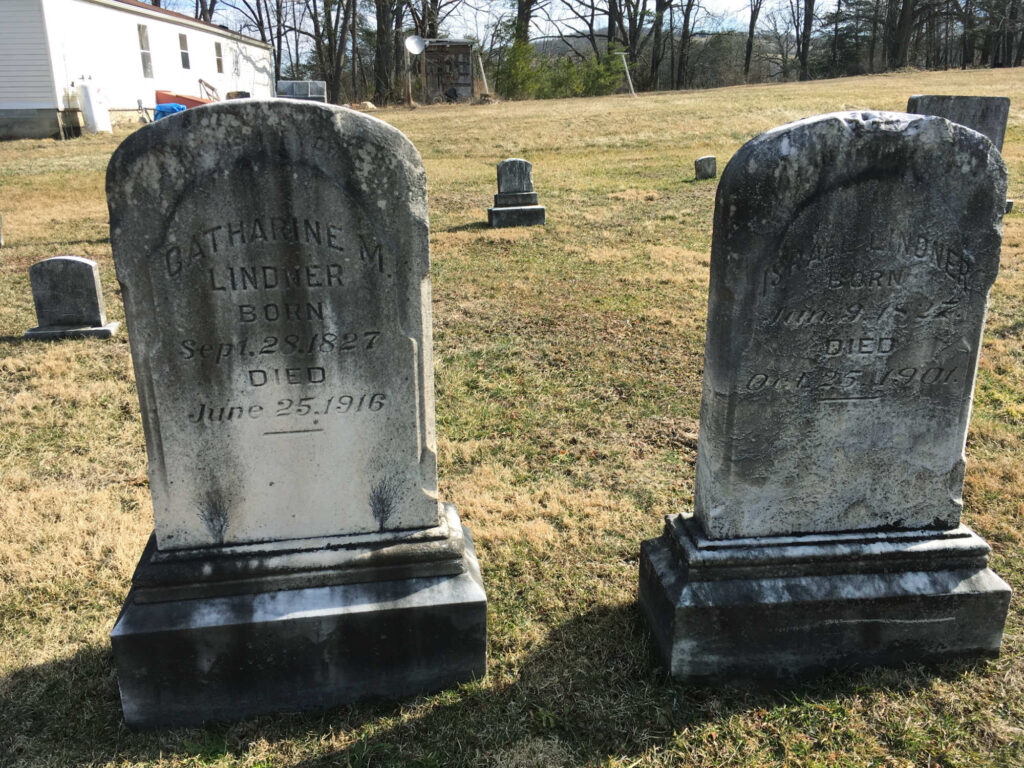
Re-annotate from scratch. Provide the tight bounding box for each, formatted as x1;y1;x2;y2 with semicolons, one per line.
488;157;545;227
694;155;716;180
640;111;1011;680
107;100;486;727
24;255;119;339
907;94;1009;151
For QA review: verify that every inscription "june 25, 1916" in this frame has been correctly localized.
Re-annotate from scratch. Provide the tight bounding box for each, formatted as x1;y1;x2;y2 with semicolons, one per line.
187;392;387;424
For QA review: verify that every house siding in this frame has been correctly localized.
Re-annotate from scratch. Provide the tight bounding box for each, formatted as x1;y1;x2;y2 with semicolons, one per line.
0;0;59;109
43;0;274;112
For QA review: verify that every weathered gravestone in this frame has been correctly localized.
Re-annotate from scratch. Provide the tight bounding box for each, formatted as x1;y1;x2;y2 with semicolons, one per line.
107;100;486;727
640;111;1011;680
488;158;546;228
907;94;1009;151
906;95;1013;214
24;255;119;339
694;155;717;180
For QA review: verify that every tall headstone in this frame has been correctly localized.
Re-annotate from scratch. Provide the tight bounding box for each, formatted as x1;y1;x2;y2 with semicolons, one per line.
488;158;546;228
107;100;486;727
906;94;1009;151
640;112;1011;679
24;255;119;339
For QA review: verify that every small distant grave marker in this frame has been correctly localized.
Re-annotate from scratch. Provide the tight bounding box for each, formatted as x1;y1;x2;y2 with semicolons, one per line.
694;155;716;180
107;100;486;727
24;255;119;339
640;111;1010;680
488;158;546;227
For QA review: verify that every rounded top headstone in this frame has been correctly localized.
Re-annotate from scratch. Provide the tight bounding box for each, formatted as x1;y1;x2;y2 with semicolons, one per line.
697;110;1006;539
496;158;534;194
107;99;439;550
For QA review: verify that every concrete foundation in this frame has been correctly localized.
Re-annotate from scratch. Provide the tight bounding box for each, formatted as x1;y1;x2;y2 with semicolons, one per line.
0;109;60;140
488;205;546;228
25;322;119;340
639;515;1010;681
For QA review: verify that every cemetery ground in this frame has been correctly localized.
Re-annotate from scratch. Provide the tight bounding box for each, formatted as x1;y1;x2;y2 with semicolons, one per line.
1;69;1022;768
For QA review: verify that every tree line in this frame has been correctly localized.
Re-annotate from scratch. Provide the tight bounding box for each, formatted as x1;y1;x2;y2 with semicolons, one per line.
146;0;1024;102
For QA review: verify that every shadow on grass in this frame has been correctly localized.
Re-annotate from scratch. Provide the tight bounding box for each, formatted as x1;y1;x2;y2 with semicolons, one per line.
443;222;490;233
0;601;994;768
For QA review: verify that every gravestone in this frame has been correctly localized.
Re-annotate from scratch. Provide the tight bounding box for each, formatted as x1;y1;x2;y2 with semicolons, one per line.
640;111;1011;680
107;100;486;727
24;255;119;339
488;158;546;227
694;155;716;180
906;94;1009;150
906;95;1013;213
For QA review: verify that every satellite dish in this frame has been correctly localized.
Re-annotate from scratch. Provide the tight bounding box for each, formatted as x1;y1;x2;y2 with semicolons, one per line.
405;35;426;55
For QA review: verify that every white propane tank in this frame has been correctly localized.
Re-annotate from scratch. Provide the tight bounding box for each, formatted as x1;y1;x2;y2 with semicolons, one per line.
76;80;112;134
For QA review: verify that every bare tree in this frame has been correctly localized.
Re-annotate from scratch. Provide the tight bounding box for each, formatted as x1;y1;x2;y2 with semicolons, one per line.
745;0;766;78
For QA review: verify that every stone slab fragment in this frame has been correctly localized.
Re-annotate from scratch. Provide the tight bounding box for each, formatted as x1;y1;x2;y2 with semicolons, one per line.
496;158;534;193
111;526;487;728
488;205;545;228
494;191;538;207
25;255;118;339
694;155;717;179
639;515;1010;680
697;111;1006;539
107;101;440;549
907;95;1010;151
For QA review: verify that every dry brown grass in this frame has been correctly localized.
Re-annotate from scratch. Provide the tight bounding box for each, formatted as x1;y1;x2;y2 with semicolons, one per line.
1;67;1023;767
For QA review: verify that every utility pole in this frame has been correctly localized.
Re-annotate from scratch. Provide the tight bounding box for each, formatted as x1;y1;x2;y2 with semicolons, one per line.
616;52;637;96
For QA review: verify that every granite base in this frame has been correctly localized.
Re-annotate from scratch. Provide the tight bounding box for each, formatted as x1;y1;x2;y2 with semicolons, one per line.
488;205;545;228
639;515;1010;681
111;511;487;728
25;322;119;340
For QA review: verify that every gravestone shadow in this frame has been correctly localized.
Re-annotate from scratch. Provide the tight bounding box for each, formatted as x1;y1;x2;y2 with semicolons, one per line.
443;221;490;233
0;600;990;767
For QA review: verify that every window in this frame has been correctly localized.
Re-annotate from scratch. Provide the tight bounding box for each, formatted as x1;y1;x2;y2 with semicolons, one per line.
137;24;153;78
179;33;190;69
215;42;223;74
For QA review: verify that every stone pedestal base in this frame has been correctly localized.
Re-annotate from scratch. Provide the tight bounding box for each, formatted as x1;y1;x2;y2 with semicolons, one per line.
25;321;119;339
639;515;1010;681
111;504;487;728
488;205;545;228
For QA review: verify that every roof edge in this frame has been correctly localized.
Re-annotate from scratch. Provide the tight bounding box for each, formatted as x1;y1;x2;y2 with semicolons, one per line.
73;0;274;50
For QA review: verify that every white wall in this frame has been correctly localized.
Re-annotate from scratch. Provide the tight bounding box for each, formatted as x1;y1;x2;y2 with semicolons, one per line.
42;0;274;111
0;0;59;109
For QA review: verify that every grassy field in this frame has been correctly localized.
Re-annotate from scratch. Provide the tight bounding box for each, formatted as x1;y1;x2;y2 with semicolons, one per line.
1;68;1022;767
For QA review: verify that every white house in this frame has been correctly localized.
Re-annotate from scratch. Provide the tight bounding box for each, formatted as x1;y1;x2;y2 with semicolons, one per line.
1;0;274;140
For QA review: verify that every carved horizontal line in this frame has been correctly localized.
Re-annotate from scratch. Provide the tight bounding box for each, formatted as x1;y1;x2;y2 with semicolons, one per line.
262;428;326;435
819;396;882;402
